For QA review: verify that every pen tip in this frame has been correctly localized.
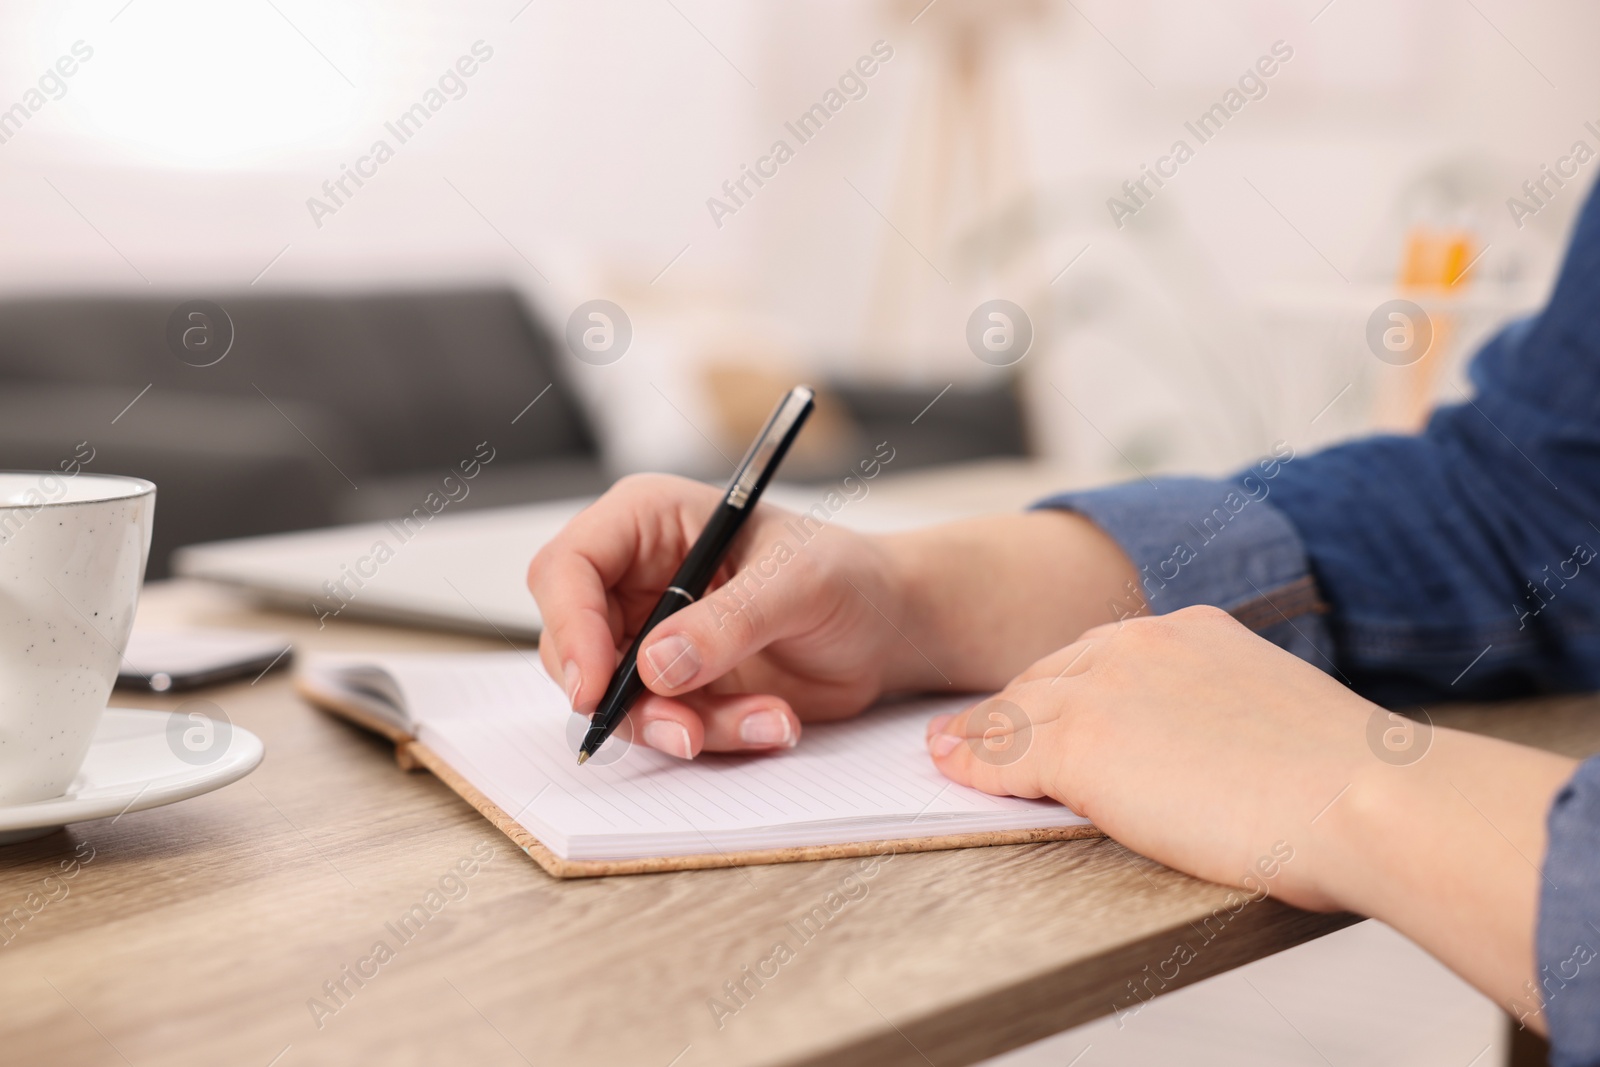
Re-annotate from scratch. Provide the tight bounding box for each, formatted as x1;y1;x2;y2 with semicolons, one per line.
576;751;590;766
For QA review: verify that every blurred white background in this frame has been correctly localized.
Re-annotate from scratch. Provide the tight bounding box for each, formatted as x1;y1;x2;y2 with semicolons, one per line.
1;2;1588;1062
1;0;1593;479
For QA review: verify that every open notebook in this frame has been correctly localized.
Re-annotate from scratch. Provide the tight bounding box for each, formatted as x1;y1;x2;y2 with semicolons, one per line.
295;651;1096;877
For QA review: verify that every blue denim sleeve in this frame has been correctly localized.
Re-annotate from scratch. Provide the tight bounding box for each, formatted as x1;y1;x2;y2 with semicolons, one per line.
1034;471;1336;671
1038;179;1600;1063
1536;756;1600;1065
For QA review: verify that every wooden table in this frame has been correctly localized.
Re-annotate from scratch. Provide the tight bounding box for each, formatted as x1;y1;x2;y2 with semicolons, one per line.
5;463;1599;1067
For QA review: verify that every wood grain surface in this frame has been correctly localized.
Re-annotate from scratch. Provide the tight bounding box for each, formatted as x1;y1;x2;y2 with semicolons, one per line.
1;494;1596;1065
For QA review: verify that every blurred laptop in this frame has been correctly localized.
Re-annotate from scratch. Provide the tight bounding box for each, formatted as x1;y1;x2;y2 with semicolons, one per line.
172;488;957;640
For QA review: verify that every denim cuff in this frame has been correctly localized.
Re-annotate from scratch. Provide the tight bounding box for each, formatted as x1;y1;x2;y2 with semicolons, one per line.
1536;756;1600;1065
1033;475;1336;671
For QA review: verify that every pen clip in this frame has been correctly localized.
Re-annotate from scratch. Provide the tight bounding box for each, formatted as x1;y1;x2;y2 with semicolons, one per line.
726;386;815;508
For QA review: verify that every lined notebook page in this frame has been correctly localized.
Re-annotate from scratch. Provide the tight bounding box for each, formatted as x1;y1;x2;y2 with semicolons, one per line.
312;651;1088;861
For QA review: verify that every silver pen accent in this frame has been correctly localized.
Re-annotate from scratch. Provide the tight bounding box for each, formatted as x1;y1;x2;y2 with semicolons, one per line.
726;386;815;509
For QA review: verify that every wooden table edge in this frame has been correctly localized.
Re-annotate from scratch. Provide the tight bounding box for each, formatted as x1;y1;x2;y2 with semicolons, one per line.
781;904;1362;1067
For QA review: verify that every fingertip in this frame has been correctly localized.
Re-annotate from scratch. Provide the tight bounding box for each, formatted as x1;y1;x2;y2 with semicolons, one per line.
538;639;563;687
681;693;799;752
643;720;696;759
538;614;617;715
925;708;981;787
926;708;967;763
736;706;798;749
561;660;582;709
633;695;706;759
640;632;703;693
927;728;977;790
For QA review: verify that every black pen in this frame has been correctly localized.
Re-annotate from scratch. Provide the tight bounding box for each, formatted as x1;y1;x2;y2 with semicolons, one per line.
577;385;817;764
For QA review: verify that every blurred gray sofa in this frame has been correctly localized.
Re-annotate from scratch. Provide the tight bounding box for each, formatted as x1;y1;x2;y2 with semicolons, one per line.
0;286;1032;578
0;288;605;577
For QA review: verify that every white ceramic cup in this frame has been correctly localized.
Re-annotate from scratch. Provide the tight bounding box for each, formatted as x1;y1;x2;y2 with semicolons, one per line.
0;472;154;805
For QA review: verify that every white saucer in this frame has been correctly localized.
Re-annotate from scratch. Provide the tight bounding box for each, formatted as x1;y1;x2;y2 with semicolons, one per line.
0;708;264;844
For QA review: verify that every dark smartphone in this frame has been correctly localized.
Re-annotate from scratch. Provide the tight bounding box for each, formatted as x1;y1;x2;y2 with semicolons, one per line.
118;629;293;692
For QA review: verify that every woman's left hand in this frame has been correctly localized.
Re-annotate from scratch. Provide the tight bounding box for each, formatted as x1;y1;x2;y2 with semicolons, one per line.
925;605;1374;911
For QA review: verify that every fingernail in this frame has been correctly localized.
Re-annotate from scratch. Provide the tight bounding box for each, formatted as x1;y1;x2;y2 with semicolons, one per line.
926;713;953;739
929;733;961;758
739;709;795;747
643;720;694;759
644;634;700;690
562;660;582;708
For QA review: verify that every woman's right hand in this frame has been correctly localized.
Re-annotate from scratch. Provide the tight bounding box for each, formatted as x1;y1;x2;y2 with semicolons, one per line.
527;474;925;759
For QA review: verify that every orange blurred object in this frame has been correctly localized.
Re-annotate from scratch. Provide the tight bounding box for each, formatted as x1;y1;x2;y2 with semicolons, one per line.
1399;226;1477;290
1378;226;1477;431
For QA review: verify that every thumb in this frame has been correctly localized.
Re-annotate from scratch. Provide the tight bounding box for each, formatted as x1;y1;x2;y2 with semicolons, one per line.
637;569;802;694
